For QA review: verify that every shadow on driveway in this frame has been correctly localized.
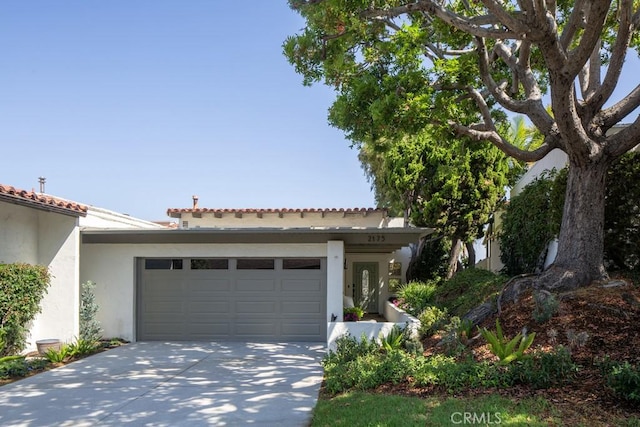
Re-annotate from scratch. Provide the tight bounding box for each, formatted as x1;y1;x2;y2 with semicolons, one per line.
0;342;325;426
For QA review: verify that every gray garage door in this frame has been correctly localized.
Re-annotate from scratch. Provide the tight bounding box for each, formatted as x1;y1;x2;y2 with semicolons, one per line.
137;257;326;341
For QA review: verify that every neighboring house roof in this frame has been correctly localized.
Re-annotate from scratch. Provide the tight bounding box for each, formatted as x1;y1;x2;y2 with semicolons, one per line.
0;184;88;217
166;207;386;218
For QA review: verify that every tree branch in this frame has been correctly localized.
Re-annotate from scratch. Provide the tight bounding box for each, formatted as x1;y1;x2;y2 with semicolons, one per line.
360;1;520;39
476;37;556;137
559;0;588;50
607;116;640;157
565;0;611;79
588;0;634;112
448;122;558;162
599;84;640;129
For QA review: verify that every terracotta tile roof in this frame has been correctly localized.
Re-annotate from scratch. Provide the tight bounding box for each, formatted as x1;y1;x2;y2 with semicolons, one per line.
0;184;88;216
167;207;385;218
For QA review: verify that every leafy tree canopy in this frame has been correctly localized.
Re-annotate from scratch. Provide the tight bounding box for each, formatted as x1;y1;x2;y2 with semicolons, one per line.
285;0;640;290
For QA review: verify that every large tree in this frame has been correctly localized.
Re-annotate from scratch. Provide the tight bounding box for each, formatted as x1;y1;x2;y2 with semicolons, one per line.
284;0;640;290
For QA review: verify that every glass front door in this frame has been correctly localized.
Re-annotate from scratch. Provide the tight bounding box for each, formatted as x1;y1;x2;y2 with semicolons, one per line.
353;262;379;313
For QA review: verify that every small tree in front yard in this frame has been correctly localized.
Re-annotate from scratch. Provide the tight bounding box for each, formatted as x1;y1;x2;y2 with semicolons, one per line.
79;281;102;343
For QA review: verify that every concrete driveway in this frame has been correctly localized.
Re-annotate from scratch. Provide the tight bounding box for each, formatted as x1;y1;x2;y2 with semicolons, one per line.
0;342;325;426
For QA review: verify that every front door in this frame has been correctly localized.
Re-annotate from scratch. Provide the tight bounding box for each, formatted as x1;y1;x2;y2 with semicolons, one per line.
353;262;379;313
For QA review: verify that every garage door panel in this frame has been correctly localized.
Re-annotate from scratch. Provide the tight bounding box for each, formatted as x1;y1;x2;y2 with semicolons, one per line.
281;302;322;315
141;301;184;315
188;279;232;292
189;322;231;336
236;279;276;292
139;257;326;341
236;301;277;314
235;322;276;336
189;301;231;314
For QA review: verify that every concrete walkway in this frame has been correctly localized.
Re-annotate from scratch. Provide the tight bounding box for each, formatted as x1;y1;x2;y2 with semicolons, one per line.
0;342;325;426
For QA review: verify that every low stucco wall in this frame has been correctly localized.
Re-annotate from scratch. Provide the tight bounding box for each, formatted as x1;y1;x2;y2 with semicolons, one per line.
327;302;420;350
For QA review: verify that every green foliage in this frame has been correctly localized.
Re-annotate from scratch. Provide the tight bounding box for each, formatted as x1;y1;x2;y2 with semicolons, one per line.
0;263;51;356
601;359;640;403
79;281;103;343
343;306;364;321
406;236;451;282
412;354;510;392
509;346;578;389
532;291;560;323
431;269;506;317
480;319;536;365
439;316;474;356
604;151;640;272
397;280;437;316
0;356;48;379
323;347;417;394
44;344;73;363
501;151;640;275
417;306;449;338
499;170;565;275
323;334;378;367
68;338;99;357
379;325;405;351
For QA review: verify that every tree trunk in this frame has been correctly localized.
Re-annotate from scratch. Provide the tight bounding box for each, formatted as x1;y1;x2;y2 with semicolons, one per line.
446;238;462;279
465;241;476;268
538;158;610;291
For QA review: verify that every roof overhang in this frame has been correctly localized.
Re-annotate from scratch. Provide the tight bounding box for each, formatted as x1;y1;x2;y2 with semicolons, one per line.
81;227;433;253
0;193;87;217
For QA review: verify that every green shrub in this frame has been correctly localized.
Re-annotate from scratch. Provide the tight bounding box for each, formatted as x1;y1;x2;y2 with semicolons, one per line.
602;360;640;403
45;344;73;363
439;316;471;356
500;152;640;275
0;263;51;356
323;349;418;394
0;356;48;379
418;306;449;338
379;325;405;351
79;281;103;343
68;338;99;357
343;306;364;321
532;291;559;323
431;269;505;317
509;346;578;389
397;281;437;316
604;152;640;272
480;319;535;365
413;355;510;392
323;334;378;366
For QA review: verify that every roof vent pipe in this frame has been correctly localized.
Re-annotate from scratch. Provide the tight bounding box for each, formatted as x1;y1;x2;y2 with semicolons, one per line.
192;195;199;209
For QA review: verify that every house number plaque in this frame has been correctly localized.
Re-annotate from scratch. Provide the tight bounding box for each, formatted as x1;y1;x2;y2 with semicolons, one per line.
367;234;386;242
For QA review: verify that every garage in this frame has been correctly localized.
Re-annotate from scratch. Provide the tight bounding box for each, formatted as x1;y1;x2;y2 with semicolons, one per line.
137;257;327;342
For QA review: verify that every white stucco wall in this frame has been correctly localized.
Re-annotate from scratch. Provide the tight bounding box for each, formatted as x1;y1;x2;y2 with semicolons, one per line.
29;212;80;348
80;242;329;341
0;202;80;351
0;203;39;264
326;241;344;323
512;149;568;197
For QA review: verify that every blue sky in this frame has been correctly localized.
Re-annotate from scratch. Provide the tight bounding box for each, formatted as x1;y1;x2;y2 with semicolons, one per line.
0;2;376;220
1;3;638;222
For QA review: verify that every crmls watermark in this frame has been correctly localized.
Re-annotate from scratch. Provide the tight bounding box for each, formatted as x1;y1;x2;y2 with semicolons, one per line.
450;412;502;425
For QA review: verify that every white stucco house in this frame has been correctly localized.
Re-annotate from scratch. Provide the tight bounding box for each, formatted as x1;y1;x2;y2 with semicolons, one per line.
1;185;429;350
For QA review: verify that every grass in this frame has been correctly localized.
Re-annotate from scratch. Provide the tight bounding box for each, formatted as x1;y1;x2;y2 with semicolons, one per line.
311;392;558;427
312;391;640;426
